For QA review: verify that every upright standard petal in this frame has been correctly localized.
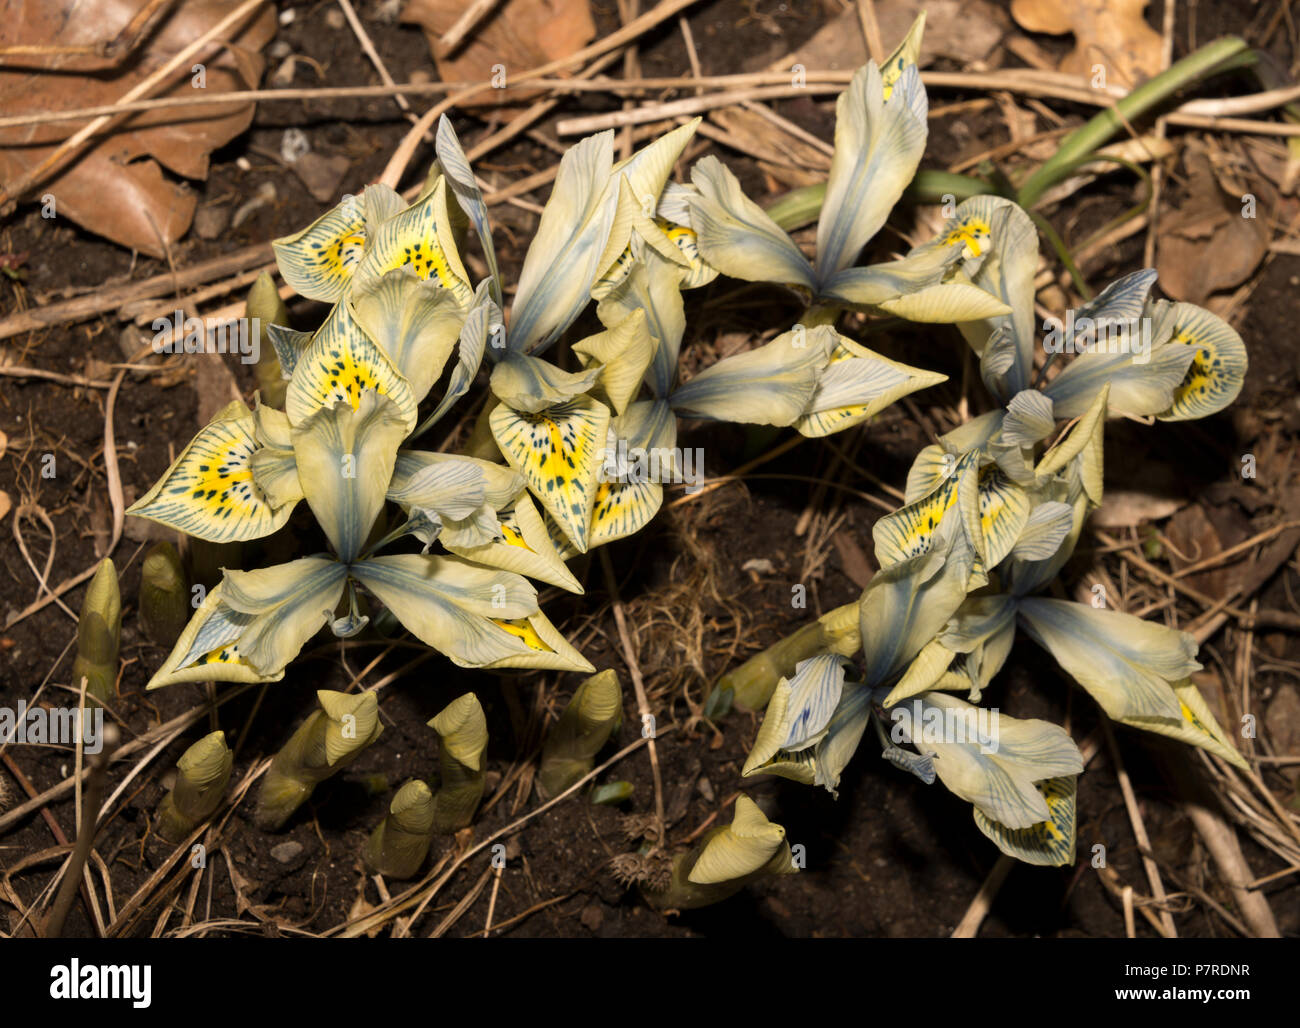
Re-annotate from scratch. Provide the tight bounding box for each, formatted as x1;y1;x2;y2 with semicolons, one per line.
814;62;927;283
508;131;617;353
348;266;465;402
686;156;815;293
292;391;409;562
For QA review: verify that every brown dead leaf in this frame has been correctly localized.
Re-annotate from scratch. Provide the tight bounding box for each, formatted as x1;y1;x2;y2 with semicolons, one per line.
766;0;1007;73
831;529;875;589
1164;503;1232;601
1011;0;1162;88
196;349;242;426
1090;489;1184;529
0;0;275;256
1265;685;1300;783
0;490;10;524
402;0;595;107
1157;150;1268;303
710;107;829;190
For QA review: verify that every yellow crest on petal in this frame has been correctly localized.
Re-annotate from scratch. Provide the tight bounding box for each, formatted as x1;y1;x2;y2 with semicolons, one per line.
973;774;1077;867
490;396;611;554
127;401;295;544
285;300;417;431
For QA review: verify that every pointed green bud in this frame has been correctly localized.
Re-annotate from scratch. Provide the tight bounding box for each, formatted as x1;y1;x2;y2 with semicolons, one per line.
255;690;384;831
427;693;488;834
71;558;121;706
717;600;860;711
247;271;291;408
538;669;622;799
365;779;435;879
139;541;189;647
156;730;233;841
643;795;795;910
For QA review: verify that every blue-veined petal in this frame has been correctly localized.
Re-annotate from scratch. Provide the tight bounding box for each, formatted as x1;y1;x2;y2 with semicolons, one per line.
879;12;926;98
781;653;850;751
589;399;676;549
350;553;544;668
420;281;498;432
436;114;502;305
221;557;349;675
973;774;1077;866
669;325;834;425
976;463;1031;568
1008;500;1074;561
482;607;594;673
686;155;815;293
1119;677;1248;770
795;335;946;437
598;120;700;277
272;191;367;303
873;450;980;566
446;493;583;594
147;582;266;689
1017;598;1195;720
954;196;1038;399
1152;300;1247;421
267;323;312;379
389;450;523;511
812;681;874;796
894;691;1081;829
861;507;979;687
508;130;617;353
814;62;927;283
352;175;473;307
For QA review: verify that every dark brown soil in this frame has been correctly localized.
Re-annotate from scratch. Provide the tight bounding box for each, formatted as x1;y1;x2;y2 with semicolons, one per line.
2;0;1298;939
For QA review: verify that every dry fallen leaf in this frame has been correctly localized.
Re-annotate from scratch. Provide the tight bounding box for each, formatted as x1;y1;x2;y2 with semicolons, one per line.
710;107;829;190
196;349;243;426
1157;149;1268;303
1164;502;1232;601
402;0;595;106
767;0;1007;73
1090;489;1184;529
1011;0;1162;88
0;0;275;256
831;529;875;589
0;490;10;523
